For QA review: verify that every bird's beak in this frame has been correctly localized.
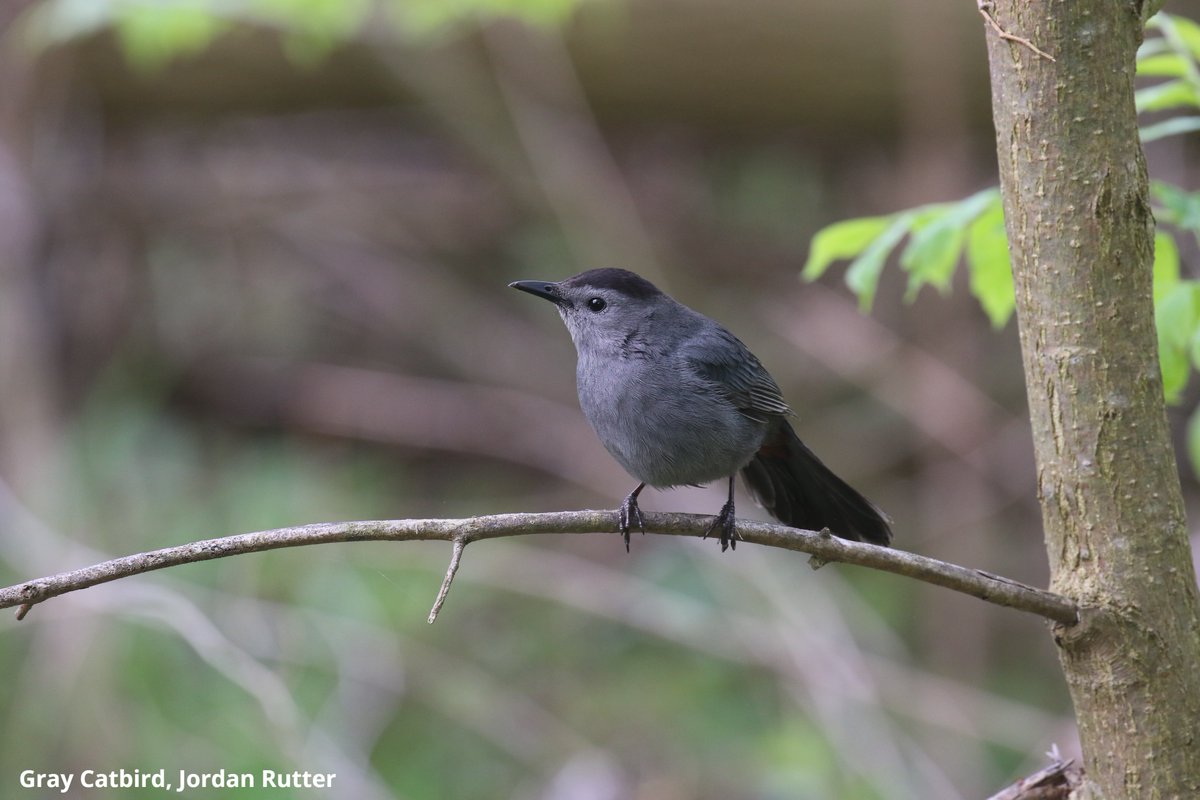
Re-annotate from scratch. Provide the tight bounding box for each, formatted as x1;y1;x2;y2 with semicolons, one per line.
509;280;564;305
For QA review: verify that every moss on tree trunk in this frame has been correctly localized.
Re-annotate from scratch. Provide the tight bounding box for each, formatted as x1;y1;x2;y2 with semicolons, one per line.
984;1;1200;795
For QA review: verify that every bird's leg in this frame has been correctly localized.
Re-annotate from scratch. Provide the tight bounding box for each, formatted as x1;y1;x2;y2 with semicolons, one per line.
618;482;647;552
703;476;739;552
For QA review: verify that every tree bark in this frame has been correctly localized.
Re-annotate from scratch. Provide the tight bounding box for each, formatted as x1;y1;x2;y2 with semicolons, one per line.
984;2;1200;796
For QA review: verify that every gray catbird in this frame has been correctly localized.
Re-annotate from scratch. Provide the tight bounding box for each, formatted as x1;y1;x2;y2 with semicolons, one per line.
511;268;892;551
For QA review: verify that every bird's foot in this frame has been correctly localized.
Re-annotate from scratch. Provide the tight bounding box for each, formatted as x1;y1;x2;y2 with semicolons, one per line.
618;492;646;552
703;499;739;552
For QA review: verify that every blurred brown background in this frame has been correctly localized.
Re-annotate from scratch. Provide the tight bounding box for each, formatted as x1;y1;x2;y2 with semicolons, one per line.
2;1;1198;798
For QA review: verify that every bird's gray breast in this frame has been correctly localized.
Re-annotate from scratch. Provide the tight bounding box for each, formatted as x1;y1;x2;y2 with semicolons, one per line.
575;346;768;488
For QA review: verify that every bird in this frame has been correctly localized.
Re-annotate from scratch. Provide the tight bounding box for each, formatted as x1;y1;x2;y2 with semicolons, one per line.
510;268;892;552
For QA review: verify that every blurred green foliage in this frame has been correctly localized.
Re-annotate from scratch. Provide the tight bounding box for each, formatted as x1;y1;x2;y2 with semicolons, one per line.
22;0;580;69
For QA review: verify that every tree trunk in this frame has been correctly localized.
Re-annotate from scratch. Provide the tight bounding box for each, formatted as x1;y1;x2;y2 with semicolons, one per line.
984;2;1200;796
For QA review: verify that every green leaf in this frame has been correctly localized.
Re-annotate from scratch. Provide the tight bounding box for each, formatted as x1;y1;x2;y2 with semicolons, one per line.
802;216;893;281
905;203;954;232
1161;337;1190;404
844;212;916;312
900;216;966;300
1136;53;1191;78
965;200;1015;328
1141;116;1200;143
899;188;997;301
1156;282;1197;350
1162;13;1200;62
1187;405;1200;479
1155;282;1200;402
1153;231;1181;304
1136;79;1200;113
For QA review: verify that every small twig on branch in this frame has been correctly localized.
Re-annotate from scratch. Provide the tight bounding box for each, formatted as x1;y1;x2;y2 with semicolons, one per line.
0;510;1080;625
428;537;467;624
978;1;1056;62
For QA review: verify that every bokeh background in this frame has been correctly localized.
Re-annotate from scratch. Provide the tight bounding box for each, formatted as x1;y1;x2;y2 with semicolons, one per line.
2;1;1199;798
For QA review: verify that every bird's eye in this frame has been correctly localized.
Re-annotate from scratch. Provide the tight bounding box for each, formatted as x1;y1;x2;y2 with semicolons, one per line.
587;297;607;312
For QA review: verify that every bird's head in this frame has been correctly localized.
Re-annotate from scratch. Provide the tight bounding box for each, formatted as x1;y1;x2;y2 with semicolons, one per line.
509;268;668;353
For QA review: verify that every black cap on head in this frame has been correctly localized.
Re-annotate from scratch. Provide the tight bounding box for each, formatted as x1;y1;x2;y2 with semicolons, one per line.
562;268;662;300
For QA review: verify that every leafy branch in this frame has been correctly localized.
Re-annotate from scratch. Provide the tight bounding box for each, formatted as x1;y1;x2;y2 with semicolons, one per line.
0;511;1080;626
804;11;1200;476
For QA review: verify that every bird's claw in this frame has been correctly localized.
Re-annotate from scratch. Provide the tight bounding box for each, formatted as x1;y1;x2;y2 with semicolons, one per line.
703;500;739;552
700;501;734;551
618;494;645;552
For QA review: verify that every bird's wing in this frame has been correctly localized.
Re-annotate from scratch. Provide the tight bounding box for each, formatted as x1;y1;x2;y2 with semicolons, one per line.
682;328;792;422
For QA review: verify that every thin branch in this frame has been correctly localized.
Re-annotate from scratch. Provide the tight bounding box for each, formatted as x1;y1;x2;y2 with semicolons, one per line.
978;1;1056;62
0;511;1080;625
428;537;467;624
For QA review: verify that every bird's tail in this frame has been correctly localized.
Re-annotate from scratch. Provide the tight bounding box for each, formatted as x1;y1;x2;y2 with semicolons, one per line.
741;420;893;546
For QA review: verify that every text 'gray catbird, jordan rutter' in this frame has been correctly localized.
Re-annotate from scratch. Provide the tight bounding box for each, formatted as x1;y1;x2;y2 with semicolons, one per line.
511;268;892;552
